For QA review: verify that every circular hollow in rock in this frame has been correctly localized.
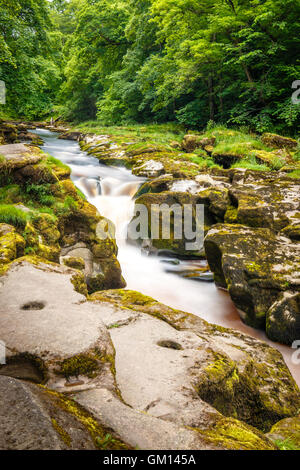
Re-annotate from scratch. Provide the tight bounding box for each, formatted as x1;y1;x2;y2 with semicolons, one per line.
21;301;45;311
157;340;183;350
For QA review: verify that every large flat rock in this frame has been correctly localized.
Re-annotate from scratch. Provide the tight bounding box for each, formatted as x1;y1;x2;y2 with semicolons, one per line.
0;258;116;393
0;143;42;169
90;290;300;433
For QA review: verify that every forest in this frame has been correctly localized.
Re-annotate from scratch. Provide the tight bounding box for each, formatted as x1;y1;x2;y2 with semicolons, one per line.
0;0;299;134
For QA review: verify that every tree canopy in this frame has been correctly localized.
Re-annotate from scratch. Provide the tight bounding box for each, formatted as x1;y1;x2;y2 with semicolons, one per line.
0;0;299;133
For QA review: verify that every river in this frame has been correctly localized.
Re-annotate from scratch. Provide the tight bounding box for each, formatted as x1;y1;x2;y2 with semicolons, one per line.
36;128;300;386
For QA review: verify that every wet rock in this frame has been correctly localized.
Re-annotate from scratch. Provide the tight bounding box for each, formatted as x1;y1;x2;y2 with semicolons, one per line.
0;122;18;144
132;160;164;178
58;131;83;141
204;224;300;342
18;132;44;146
60;216;125;293
129;191;210;257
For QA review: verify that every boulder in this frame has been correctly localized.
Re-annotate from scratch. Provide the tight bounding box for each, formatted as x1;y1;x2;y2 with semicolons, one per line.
266;292;300;345
262;133;298;150
0;144;43;171
0;122;18;144
129;191;211;257
225;179;300;232
58;131;83;141
204;224;300;342
266;415;300;450
0;376;129;450
182;135;216;153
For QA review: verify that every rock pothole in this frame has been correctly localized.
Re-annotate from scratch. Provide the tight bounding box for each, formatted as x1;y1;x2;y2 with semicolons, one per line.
21;301;46;311
0;355;46;384
157;340;183;350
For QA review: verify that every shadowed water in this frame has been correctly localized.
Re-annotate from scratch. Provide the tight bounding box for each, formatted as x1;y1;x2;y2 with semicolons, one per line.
37;128;300;387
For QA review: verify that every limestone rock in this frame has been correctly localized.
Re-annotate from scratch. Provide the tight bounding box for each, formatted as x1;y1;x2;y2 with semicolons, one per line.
0;376;129;450
129;191;209;257
204;224;300;342
90;289;300;433
0;144;42;170
266;292;300;345
226;179;300;232
0;258;116;393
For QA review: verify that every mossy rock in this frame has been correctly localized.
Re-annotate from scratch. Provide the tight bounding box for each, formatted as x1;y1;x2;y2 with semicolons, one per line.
129;191;210;257
205;223;300;342
261;133;298;150
0;224;25;263
196;417;276;450
89;289;300;434
266;292;300;345
63;256;85;270
266;415;300;450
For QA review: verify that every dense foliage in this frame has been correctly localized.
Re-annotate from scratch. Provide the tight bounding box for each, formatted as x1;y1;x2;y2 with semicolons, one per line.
0;0;299;133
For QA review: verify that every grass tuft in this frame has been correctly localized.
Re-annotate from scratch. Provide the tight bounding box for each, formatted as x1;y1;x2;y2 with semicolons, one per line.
0;204;29;228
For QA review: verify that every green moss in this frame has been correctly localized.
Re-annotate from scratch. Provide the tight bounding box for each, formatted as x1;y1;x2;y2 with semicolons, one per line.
63;256;85;270
90;289;190;329
57;353;100;379
275;438;299;450
224;206;238;223
76;187;87;200
40;387;131;450
195;417;276;450
51;418;72;447
195;351;294;432
71;272;88;296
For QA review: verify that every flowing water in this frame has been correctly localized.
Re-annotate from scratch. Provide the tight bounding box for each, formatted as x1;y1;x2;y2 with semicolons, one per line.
37;128;300;386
